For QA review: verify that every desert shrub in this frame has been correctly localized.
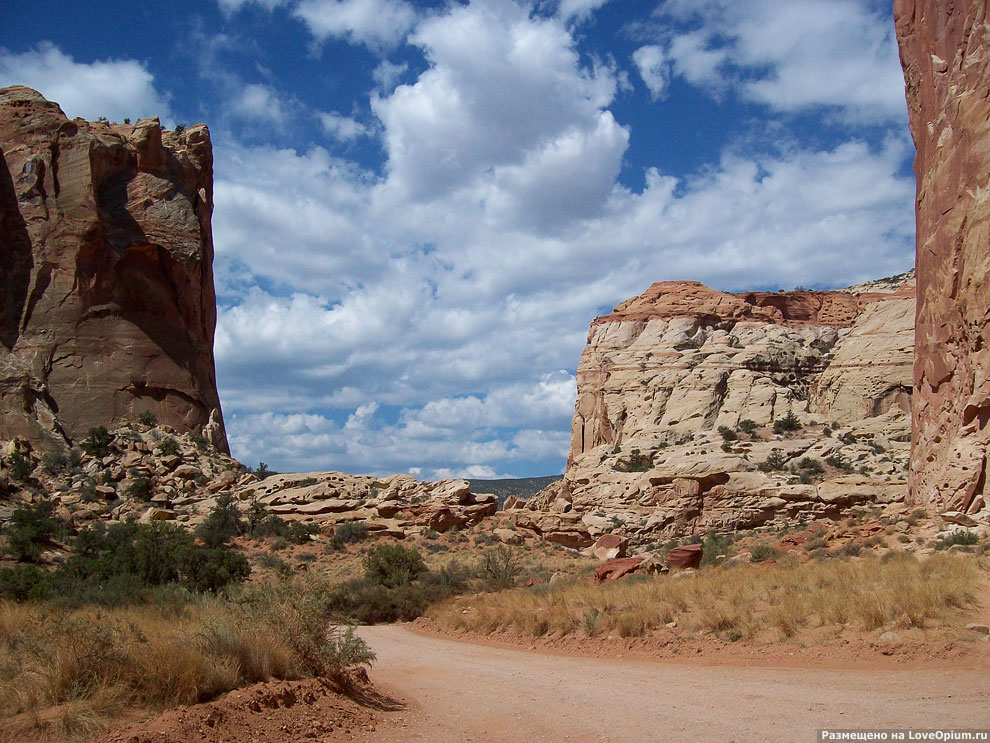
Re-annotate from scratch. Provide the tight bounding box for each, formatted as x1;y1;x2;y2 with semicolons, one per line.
156;436;180;456
737;419;758;435
42;450;69;476
196;493;245;548
81;426;113;457
191;432;208;451
773;411;802;434
936;530;979;550
298;551;317;564
3;500;66;563
823;427;832;437
869;441;886;454
6;451;33;481
825;452;854;473
840;431;857;445
481;545;523;590
581;609;601;637
758;450;787;472
254;461;273;480
325;578;442;623
700;531;733;566
749;543;779;563
125;474;152;500
331;521;368;547
363;543;426;588
137;411;157;426
717;426;738;442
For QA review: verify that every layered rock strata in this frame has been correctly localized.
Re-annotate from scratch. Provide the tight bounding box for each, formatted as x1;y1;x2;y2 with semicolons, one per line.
895;1;990;514
0;425;496;538
0;86;227;452
508;277;916;546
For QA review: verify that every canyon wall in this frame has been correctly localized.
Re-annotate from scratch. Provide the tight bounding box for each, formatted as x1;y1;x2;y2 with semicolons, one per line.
508;277;916;546
896;1;990;515
0;87;228;452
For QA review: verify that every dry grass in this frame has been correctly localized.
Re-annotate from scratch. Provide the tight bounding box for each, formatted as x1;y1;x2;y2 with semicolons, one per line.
430;553;983;643
0;579;372;743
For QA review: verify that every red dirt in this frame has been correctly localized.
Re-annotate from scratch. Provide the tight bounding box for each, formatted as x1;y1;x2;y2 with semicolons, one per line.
98;673;393;743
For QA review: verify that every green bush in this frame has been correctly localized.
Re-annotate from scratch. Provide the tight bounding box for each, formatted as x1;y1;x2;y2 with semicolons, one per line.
840;432;857;445
363;543;427;588
936;530;980;550
758;450;787;472
156;436;180;456
196;493;246;547
717;426;738;442
3;500;66;562
737;419;758;435
773;412;802;435
125;474;152;500
481;545;522;589
137;411;157;426
6;451;33;481
81;426;113;457
42;451;69;476
825;452;854;473
331;521;368;547
749;543;779;563
701;531;733;566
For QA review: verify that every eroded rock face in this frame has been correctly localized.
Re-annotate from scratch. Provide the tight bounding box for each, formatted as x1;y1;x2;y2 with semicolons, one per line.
507;277;916;546
568;280;914;464
896;1;990;514
0;86;227;452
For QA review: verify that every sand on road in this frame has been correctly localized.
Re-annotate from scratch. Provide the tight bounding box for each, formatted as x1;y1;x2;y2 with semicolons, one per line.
357;625;988;743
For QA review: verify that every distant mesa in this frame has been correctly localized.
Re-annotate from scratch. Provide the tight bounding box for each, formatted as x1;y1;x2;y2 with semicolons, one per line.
0;86;227;452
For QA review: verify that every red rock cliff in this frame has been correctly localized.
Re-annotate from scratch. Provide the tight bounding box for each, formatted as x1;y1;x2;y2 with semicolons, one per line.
896;1;990;513
0;86;228;452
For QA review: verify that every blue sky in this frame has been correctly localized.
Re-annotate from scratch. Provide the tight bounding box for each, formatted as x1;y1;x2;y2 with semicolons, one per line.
1;0;915;478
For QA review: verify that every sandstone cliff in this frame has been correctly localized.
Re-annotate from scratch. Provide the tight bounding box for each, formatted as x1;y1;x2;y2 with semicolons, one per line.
508;277;916;546
0;87;227;452
896;1;990;515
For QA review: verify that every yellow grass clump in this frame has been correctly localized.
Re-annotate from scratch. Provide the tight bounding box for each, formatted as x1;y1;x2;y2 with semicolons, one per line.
0;579;374;743
429;553;983;643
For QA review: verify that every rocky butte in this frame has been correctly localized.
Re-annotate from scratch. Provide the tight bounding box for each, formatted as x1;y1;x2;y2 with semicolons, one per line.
506;275;918;547
0;86;227;453
896;0;990;516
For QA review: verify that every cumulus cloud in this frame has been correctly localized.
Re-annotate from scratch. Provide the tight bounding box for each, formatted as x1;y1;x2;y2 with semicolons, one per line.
294;0;418;49
207;0;914;476
216;0;287;13
557;0;611;22
659;0;906;123
0;42;170;122
231;82;291;124
372;0;625;207
632;44;669;99
317;111;370;140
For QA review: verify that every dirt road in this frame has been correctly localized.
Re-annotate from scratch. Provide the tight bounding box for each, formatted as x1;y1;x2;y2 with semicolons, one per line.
357;625;988;743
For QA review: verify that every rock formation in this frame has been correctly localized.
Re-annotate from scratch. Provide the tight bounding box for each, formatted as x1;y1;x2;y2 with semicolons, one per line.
0;423;496;538
895;1;990;515
507;276;916;546
0;86;227;452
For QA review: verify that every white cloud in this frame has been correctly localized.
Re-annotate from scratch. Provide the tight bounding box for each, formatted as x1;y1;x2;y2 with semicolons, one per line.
372;0;625;207
660;0;906;122
216;0;287;13
317;111;370;141
0;42;171;123
558;0;611;22
632;44;669;100
231;82;289;124
372;60;408;92
207;0;914;477
294;0;418;48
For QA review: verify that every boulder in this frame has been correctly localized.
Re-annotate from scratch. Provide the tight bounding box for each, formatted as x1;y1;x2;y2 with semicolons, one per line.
593;557;645;583
494;527;524;545
665;544;703;570
585;533;628;561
